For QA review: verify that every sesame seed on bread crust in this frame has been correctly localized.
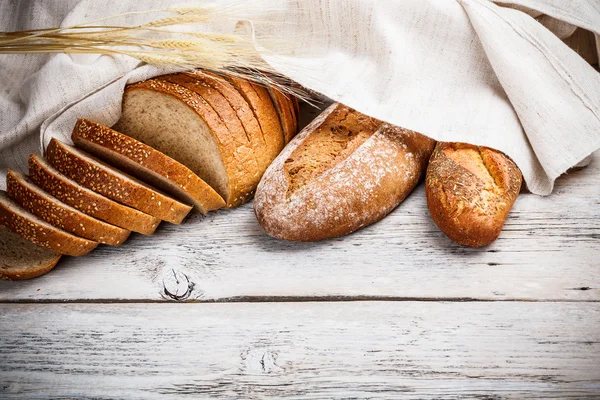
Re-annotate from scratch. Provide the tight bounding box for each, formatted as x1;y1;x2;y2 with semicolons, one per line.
45;139;192;224
7;169;130;246
0;190;98;256
29;154;160;235
72;118;225;214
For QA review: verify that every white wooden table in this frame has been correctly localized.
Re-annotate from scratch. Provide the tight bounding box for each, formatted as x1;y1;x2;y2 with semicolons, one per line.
0;104;598;398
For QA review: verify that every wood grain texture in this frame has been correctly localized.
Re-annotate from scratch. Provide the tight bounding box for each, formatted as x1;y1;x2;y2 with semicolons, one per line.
0;146;598;302
0;302;598;399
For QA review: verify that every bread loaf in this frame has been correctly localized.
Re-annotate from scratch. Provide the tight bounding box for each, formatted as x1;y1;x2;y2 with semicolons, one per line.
254;103;435;241
46;139;192;224
71;118;225;214
426;142;522;247
0;191;98;256
224;76;285;158
116;78;256;207
29;154;160;235
0;225;61;280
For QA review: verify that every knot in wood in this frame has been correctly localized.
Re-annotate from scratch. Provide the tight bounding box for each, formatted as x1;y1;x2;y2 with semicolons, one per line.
162;268;194;301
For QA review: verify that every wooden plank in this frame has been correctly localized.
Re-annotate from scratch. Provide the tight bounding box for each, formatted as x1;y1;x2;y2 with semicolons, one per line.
0;301;599;399
0;151;598;302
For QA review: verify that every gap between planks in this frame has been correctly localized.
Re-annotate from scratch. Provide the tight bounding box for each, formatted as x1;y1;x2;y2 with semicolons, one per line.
0;295;598;304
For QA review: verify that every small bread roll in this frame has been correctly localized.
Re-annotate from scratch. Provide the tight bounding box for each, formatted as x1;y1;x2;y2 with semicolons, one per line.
426;142;522;247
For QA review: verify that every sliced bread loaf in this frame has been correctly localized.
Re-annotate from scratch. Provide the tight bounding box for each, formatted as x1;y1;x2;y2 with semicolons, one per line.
7;169;130;246
45;139;192;224
29;154;160;235
0;191;98;256
182;71;275;176
115;78;250;207
71;118;225;214
0;225;61;280
157;73;260;206
223;76;285;164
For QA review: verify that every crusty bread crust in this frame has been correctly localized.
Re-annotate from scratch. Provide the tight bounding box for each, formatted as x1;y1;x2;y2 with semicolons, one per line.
7;169;130;246
254;103;435;241
0;225;61;280
72;118;225;214
29;154;160;235
266;86;298;144
157;74;260;207
426;142;522;247
224;76;285;162
45;139;192;224
0;191;98;256
184;71;272;173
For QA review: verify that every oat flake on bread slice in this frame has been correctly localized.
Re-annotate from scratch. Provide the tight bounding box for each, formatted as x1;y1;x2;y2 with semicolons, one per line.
7;169;130;246
45;138;192;224
71;118;225;214
0;225;61;280
29;154;160;235
0;191;98;256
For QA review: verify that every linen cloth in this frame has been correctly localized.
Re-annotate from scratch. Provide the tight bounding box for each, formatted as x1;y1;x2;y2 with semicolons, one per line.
0;0;598;195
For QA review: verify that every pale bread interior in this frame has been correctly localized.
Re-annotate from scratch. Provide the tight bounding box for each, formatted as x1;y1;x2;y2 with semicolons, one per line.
76;138;206;213
0;225;59;279
114;89;230;200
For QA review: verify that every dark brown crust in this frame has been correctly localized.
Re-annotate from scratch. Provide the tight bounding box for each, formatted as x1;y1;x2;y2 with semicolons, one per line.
224;76;285;161
426;142;522;247
127;79;251;207
45;139;192;224
6;169;130;246
72;118;225;213
254;103;436;242
0;191;98;256
267;86;298;144
185;71;271;171
29;154;160;235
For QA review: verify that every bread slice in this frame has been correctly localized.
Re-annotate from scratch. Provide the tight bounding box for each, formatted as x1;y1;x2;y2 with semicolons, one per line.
115;78;250;207
0;225;61;280
266;86;298;144
7;169;130;246
223;76;285;164
29;154;160;235
0;191;98;256
157;73;260;206
71;119;225;214
45;139;192;224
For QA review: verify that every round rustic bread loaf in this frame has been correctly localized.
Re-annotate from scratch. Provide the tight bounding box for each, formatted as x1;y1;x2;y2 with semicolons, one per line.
254;103;435;241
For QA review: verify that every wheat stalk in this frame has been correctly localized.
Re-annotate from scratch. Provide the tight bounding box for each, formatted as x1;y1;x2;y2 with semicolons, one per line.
0;3;312;102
